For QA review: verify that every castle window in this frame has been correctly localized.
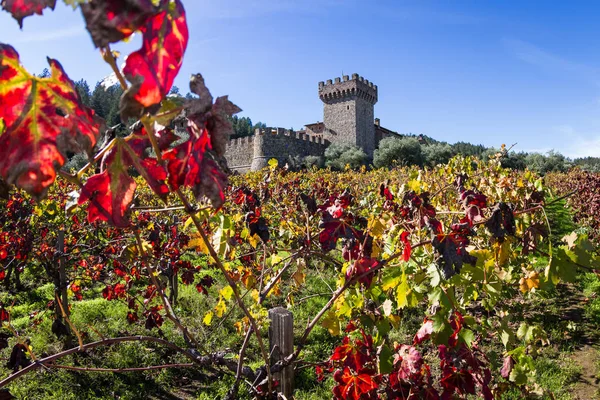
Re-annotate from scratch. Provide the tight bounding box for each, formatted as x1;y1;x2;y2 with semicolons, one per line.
347;106;350;110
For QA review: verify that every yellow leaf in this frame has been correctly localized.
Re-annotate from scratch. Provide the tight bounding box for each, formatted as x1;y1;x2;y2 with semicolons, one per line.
396;273;410;309
520;272;540;293
270;254;282;266
203;311;213;326
184;217;194;230
248;234;260;249
251;289;260;303
321;311;341;336
220;286;234;301
215;299;227;318
291;269;305;286
368;216;386;239
234;321;244;334
407;179;421;193
268;158;278;169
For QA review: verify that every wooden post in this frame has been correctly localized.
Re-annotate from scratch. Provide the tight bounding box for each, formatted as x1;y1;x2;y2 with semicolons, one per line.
269;307;294;398
57;230;69;319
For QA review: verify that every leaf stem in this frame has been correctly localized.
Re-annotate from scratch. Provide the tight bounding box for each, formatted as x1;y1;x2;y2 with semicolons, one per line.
174;189;274;394
101;45;128;91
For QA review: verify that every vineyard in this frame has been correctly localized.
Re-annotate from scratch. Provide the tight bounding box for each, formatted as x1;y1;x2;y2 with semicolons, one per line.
0;1;599;399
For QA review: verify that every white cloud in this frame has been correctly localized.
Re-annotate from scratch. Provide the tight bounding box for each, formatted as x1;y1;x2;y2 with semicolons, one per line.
12;25;84;44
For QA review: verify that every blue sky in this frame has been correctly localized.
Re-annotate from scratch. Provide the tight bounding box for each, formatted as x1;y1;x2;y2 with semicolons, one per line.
1;0;600;158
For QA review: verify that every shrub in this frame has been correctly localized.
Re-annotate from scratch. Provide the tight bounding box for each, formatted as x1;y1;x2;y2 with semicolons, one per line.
373;137;423;168
324;143;367;170
422;143;454;167
303;155;324;168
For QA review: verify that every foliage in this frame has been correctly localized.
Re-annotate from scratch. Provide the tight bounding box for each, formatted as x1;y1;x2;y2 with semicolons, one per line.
0;2;598;400
325;143;367;170
546;169;600;243
373;136;423;168
422;142;454;167
525;151;570;176
572;157;600;173
229;115;267;139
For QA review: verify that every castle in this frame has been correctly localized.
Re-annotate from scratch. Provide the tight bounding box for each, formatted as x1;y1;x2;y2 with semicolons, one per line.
226;74;401;172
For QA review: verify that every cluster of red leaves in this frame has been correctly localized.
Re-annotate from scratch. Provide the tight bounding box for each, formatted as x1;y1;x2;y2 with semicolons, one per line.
323;314;492;400
234;186;270;243
0;44;102;199
1;1;239;229
378;183;479;280
320;324;438;400
0;193;34;270
1;0;56;28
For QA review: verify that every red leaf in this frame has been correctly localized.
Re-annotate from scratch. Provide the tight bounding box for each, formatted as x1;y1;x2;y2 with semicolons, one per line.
400;231;411;262
102;285;112;300
414;319;434;345
500;355;514;379
0;307;9;322
345;257;378;287
122;128;174;200
127;311;138;323
1;0;56;28
333;367;378;400
185;75;242;158
121;0;188;119
113;283;126;298
81;0;156;48
79;127;173;227
164;123;227;208
393;345;424;380
181;269;194;285
0;44;102;199
78;165;135;228
0;270;5;281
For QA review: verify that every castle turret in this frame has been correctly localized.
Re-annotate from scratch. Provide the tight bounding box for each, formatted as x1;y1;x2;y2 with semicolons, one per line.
318;74;378;158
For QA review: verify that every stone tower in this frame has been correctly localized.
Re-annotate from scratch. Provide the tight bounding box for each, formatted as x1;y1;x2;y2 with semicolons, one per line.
319;73;378;158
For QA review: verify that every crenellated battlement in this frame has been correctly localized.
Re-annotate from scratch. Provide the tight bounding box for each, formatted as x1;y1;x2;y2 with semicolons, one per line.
318;73;378;105
250;127;329;145
225;127;329;172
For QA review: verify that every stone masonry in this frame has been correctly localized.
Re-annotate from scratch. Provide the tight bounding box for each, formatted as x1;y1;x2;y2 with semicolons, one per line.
318;74;378;157
223;74;400;172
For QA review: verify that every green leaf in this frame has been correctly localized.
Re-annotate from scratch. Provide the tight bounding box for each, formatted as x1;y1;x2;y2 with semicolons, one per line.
378;344;394;374
382;268;403;291
509;365;528;385
427;264;441;287
459;329;475;347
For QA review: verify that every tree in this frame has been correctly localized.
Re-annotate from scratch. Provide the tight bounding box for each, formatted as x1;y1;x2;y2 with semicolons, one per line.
501;151;528;171
373;137;423;168
325;143;367;170
526;151;569;175
452;141;487;158
74;79;91;107
90;82;124;130
422;143;454;167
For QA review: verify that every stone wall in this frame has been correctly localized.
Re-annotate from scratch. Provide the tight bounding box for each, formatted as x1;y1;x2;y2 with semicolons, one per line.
224;128;329;172
224;136;255;173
